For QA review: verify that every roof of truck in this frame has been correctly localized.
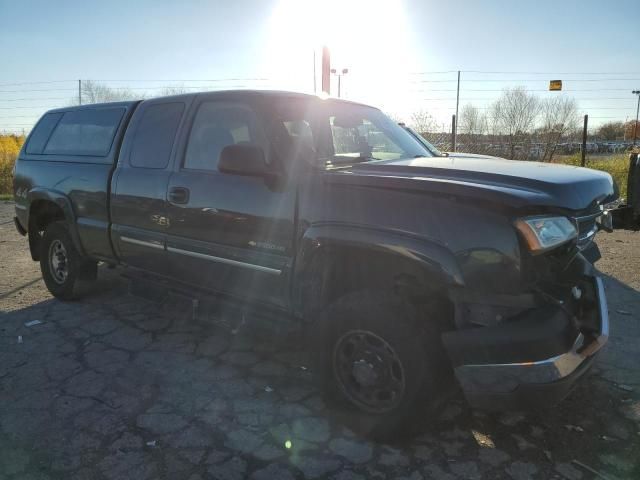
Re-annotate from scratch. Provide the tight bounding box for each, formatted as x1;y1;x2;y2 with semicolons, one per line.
45;89;375;114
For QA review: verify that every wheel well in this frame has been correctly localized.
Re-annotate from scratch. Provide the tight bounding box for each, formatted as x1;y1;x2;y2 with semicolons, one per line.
300;245;454;328
28;200;65;261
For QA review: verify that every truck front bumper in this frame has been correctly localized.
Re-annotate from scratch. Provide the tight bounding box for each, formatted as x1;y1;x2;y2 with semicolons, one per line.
443;276;609;410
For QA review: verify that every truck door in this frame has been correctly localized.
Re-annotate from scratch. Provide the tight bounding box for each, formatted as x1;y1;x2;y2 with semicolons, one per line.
165;99;295;308
110;100;187;275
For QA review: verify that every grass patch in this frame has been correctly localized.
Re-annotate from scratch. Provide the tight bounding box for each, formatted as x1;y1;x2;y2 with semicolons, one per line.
0;193;13;201
555;154;630;200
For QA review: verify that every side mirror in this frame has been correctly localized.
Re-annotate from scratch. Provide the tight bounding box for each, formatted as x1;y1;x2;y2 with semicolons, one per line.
218;144;268;177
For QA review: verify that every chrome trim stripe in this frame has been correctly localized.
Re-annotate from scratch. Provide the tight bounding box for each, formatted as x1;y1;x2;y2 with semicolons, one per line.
594;276;609;346
14;204;27;211
454;276;609;394
574;211;602;222
578;226;598;241
120;236;165;250
167;246;281;275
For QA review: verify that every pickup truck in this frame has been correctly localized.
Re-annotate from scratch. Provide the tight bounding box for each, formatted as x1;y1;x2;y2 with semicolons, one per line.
13;90;615;438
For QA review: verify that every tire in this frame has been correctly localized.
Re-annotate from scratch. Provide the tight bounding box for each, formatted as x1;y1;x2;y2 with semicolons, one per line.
312;290;452;440
39;221;96;300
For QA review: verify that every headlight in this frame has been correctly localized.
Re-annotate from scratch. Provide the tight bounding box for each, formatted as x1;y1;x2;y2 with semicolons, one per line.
514;215;577;254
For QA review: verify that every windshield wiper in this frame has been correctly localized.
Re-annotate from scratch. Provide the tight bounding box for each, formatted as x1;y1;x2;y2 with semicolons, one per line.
330;154;381;164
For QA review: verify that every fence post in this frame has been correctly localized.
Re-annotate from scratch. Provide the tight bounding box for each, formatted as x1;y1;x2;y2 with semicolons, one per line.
454;70;460;151
581;114;588;167
451;115;456;152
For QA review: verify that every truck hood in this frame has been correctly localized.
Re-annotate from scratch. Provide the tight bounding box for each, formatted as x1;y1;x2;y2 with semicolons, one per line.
331;156;616;212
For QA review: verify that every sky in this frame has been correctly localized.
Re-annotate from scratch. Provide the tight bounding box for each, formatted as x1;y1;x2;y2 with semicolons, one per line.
1;0;639;133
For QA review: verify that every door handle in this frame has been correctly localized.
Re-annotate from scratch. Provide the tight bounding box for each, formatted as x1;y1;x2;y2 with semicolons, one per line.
168;186;190;204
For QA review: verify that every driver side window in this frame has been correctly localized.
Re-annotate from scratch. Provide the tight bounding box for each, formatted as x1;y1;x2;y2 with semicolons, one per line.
184;102;264;171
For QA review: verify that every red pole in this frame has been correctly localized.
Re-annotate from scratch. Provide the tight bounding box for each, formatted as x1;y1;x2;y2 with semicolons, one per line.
321;46;331;95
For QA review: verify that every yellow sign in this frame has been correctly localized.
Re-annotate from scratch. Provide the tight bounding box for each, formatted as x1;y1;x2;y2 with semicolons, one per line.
549;80;562;91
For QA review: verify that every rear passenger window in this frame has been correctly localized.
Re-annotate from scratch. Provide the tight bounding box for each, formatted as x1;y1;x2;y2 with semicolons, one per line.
130;103;184;169
44;108;125;156
184;102;264;171
26;113;63;154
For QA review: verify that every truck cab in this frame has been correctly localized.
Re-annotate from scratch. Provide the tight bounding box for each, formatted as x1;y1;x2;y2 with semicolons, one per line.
13;91;616;438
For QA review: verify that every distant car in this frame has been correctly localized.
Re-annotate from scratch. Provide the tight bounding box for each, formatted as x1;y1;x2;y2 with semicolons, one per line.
400;124;499;160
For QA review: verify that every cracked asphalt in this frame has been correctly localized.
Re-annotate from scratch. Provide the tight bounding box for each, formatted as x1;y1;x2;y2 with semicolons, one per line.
1;200;639;480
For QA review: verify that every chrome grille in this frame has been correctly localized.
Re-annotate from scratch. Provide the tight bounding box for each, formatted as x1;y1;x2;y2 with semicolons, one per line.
574;212;601;250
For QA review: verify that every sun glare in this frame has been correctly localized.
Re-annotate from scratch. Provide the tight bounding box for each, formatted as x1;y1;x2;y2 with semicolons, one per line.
263;0;418;111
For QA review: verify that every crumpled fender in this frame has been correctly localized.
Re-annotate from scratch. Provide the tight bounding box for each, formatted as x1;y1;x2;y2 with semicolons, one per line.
292;222;464;314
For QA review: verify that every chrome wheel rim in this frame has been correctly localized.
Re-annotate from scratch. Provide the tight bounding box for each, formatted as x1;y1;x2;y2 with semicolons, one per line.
332;329;406;413
49;239;69;284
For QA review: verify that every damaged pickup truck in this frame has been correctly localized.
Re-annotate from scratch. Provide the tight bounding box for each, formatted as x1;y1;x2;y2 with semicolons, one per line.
13;91;616;438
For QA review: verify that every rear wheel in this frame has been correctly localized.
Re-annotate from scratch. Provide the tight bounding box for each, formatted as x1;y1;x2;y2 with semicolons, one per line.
313;291;452;439
39;221;96;300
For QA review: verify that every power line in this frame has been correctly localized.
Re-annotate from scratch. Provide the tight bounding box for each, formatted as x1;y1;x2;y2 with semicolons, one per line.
408;70;459;75
0;80;76;87
0;85;261;94
0;88;77;94
0;78;270;86
430;70;640;75
0;97;70;102
418;105;638;111
0;106;60;110
88;78;270;82
420;97;637;101
410;78;640;83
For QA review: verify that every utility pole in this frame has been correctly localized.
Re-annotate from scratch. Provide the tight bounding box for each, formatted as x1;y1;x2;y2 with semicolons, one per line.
581;114;588;167
454;70;460;152
632;90;640;146
78;80;82;105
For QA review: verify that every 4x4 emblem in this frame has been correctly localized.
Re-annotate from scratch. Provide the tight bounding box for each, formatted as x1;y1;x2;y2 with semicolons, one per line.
151;215;170;227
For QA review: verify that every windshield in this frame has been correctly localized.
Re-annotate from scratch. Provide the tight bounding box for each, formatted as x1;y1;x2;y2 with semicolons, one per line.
269;99;433;167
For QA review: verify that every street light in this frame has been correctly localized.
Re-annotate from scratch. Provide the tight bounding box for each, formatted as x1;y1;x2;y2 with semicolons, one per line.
330;68;349;98
633;90;640;146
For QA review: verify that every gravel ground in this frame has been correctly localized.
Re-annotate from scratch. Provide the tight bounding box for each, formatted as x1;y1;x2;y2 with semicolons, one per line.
1;200;639;480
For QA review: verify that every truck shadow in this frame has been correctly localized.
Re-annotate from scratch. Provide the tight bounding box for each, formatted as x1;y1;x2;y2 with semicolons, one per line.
0;267;638;479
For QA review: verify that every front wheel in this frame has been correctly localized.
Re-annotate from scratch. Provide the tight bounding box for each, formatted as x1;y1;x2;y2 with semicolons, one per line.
39;221;96;300
313;291;453;439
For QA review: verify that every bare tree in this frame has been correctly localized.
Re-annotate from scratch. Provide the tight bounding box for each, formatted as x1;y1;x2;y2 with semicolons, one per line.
157;86;190;97
624;120;640;141
490;87;540;159
75;80;139;105
459;104;487;153
409;109;437;136
385;111;407;125
538;97;578;162
597;121;624;141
